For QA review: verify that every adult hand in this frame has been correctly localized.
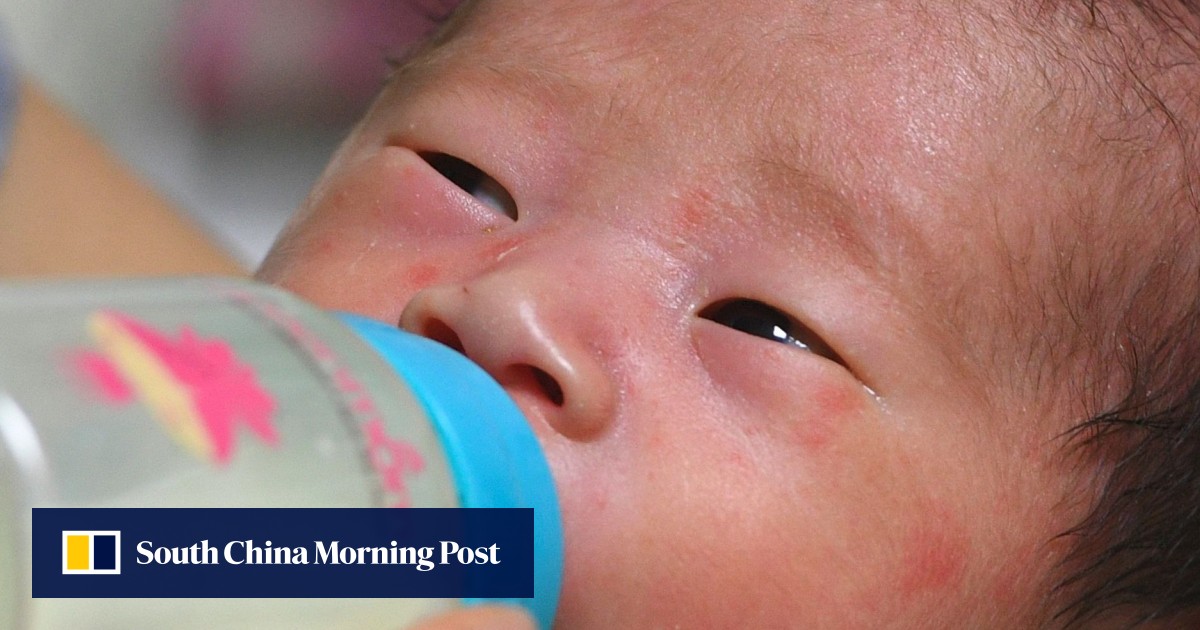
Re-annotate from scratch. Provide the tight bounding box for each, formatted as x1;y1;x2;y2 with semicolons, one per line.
0;81;245;277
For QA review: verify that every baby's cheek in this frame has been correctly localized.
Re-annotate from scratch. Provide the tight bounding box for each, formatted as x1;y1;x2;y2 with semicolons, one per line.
258;224;371;309
792;384;867;453
818;473;982;622
691;319;868;457
262;145;516;315
401;262;443;293
260;218;438;323
844;436;1062;624
896;501;970;596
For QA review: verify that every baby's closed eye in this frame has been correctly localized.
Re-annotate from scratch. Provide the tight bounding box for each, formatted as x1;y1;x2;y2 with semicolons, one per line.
420;152;518;221
699;298;846;367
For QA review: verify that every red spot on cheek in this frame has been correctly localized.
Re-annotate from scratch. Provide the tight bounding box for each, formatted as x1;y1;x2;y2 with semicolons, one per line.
679;203;706;231
673;188;713;233
316;236;337;256
898;510;970;595
724;449;751;475
792;385;861;453
403;262;441;291
793;415;836;452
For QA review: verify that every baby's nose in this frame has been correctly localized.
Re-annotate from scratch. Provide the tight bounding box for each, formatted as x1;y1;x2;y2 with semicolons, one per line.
398;272;616;441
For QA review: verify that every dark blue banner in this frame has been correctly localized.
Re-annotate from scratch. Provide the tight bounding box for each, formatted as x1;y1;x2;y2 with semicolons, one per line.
33;508;533;598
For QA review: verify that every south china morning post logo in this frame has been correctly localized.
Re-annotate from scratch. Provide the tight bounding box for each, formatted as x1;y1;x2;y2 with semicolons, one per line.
133;537;498;571
61;531;121;575
33;508;534;599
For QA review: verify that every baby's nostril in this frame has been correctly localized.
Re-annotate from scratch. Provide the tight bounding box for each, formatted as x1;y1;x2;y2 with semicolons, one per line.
415;318;465;355
530;366;565;407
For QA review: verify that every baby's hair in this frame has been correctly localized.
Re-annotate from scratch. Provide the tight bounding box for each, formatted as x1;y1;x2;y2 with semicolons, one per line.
1055;316;1200;628
1030;0;1200;627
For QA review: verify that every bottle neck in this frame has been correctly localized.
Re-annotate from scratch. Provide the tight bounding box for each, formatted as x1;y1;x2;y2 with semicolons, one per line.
337;313;562;628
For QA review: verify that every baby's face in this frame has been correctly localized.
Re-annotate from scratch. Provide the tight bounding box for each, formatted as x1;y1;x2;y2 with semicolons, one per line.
259;1;1110;626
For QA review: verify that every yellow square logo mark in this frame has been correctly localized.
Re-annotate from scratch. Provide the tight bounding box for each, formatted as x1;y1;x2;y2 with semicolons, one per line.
61;531;121;575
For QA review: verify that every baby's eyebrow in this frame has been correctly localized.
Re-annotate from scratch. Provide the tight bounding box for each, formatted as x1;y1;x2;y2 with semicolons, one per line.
745;153;906;280
384;40;590;125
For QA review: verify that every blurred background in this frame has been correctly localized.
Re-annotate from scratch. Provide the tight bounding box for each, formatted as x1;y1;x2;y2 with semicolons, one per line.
0;0;449;268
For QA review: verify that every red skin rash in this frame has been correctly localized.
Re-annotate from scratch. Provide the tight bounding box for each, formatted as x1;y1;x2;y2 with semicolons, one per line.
666;187;715;255
403;262;442;291
676;195;708;232
793;384;862;454
897;504;970;596
317;237;337;256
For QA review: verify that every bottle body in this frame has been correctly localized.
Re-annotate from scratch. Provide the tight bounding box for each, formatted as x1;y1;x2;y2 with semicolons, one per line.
0;277;560;629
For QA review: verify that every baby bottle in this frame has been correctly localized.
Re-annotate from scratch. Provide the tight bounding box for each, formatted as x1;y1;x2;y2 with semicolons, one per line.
0;276;562;629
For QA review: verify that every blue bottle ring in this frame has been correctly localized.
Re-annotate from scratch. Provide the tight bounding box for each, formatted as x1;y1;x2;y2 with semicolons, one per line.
339;314;562;629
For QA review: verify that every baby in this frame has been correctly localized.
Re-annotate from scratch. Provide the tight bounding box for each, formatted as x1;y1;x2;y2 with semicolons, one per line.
256;0;1200;627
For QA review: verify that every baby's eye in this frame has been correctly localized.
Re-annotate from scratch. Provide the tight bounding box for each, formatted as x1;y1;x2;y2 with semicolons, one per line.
420;152;518;220
700;298;846;365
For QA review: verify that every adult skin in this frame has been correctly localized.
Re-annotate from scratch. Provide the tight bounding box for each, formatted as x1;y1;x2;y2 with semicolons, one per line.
0;81;244;277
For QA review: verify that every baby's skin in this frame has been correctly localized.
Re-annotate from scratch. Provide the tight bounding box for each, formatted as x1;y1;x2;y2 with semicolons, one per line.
258;0;1198;626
